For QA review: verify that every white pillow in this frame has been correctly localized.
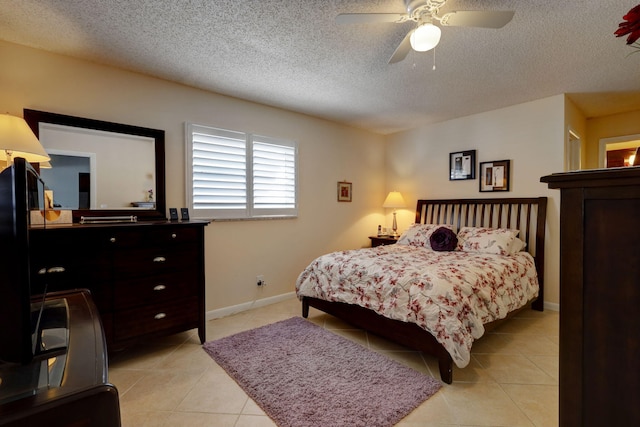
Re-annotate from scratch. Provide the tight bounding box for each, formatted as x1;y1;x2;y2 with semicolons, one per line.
396;224;452;249
510;237;527;254
456;227;522;256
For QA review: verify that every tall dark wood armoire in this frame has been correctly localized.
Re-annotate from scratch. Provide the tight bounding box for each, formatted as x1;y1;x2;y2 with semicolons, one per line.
541;167;640;427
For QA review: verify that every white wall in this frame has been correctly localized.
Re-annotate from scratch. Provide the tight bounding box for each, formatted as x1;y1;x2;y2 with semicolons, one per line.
0;40;386;314
385;96;565;307
1;39;566;311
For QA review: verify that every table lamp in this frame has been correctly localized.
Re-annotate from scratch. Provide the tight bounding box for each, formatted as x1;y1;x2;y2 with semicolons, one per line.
0;113;50;171
383;191;406;237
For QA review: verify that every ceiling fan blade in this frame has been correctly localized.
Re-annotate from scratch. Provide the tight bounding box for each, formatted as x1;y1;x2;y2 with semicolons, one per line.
388;31;412;64
336;13;407;24
440;10;515;28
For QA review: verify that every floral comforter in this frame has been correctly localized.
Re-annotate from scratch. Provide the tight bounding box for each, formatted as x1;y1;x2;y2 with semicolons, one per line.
295;244;539;368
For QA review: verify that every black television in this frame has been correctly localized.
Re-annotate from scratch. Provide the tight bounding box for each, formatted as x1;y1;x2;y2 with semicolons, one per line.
0;157;47;364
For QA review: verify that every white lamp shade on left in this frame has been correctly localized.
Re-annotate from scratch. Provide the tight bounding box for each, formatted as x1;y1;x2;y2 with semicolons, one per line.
0;113;50;165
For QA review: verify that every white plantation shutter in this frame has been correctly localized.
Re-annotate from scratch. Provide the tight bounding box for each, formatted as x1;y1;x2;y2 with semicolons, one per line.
252;136;296;216
186;123;298;219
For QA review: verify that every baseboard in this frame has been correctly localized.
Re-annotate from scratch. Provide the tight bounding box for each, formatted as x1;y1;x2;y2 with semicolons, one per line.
544;301;559;311
205;291;297;320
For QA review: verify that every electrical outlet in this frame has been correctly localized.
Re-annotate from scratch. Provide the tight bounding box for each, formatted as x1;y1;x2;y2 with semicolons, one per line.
256;275;265;287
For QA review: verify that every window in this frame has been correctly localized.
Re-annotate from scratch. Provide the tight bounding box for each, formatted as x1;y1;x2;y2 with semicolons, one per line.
186;123;298;220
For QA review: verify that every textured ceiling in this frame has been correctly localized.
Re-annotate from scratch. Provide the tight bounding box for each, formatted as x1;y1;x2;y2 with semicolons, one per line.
1;0;640;134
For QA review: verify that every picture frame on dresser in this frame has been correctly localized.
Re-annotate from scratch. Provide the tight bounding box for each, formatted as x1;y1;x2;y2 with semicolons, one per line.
169;208;179;221
449;150;476;180
479;160;510;192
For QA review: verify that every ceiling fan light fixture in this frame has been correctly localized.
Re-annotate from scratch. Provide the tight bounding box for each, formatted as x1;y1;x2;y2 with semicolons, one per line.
409;23;441;52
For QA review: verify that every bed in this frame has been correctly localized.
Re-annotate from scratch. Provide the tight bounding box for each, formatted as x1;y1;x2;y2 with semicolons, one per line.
296;197;547;384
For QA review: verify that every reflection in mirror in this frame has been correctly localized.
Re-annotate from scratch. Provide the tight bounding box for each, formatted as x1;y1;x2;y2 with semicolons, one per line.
39;123;156;210
42;152;93;209
565;129;581;171
24;109;166;221
599;134;640;168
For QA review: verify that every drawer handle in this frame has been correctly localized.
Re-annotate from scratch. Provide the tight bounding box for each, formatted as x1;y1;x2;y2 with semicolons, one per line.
110;237;116;243
47;266;66;274
154;313;167;320
171;233;177;239
153;284;167;291
153;256;166;263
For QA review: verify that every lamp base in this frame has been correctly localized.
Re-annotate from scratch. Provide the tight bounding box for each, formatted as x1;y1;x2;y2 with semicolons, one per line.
392;211;398;237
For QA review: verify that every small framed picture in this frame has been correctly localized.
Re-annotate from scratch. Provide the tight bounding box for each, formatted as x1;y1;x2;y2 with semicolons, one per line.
337;181;352;202
180;207;190;220
479;160;511;192
449;150;476;180
169;208;179;221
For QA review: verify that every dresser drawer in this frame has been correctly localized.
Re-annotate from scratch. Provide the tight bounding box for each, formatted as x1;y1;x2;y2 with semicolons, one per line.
100;229;144;249
113;246;198;278
113;296;200;342
114;271;198;309
29;229;112;309
105;226;198;248
146;226;199;246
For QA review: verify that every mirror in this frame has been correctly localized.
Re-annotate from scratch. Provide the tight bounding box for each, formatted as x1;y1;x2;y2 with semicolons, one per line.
24;109;166;221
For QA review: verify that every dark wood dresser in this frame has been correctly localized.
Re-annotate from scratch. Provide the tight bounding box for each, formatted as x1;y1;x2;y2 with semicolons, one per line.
29;220;208;351
541;167;640;427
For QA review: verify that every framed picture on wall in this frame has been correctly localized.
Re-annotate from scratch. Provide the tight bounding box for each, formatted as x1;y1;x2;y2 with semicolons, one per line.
337;181;352;202
479;160;511;192
449;150;476;180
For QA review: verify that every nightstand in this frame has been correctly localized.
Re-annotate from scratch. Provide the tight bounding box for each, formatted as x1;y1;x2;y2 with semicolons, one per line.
369;236;399;247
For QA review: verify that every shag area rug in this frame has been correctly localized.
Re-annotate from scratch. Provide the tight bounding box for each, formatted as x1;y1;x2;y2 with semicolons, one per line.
203;317;441;427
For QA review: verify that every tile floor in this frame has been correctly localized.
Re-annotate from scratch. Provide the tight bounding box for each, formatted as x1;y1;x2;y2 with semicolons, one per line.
109;297;559;427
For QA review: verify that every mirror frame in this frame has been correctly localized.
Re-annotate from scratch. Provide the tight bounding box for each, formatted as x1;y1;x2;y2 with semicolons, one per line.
24;109;166;221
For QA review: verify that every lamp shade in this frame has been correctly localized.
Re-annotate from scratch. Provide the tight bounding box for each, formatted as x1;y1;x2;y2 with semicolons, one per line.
382;191;406;208
410;23;441;52
0;113;50;164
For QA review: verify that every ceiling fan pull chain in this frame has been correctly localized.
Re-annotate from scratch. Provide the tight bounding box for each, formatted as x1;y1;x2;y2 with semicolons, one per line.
432;48;436;71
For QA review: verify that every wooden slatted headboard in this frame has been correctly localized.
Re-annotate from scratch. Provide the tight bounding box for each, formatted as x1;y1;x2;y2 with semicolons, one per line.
415;197;547;310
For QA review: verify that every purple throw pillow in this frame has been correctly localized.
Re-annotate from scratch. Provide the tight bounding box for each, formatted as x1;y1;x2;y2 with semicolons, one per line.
429;227;458;251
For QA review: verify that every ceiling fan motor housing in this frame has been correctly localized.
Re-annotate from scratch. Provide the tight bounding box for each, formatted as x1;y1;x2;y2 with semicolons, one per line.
405;0;447;20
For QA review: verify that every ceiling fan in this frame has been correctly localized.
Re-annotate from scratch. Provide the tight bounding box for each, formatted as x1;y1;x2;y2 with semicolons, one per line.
336;0;515;64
